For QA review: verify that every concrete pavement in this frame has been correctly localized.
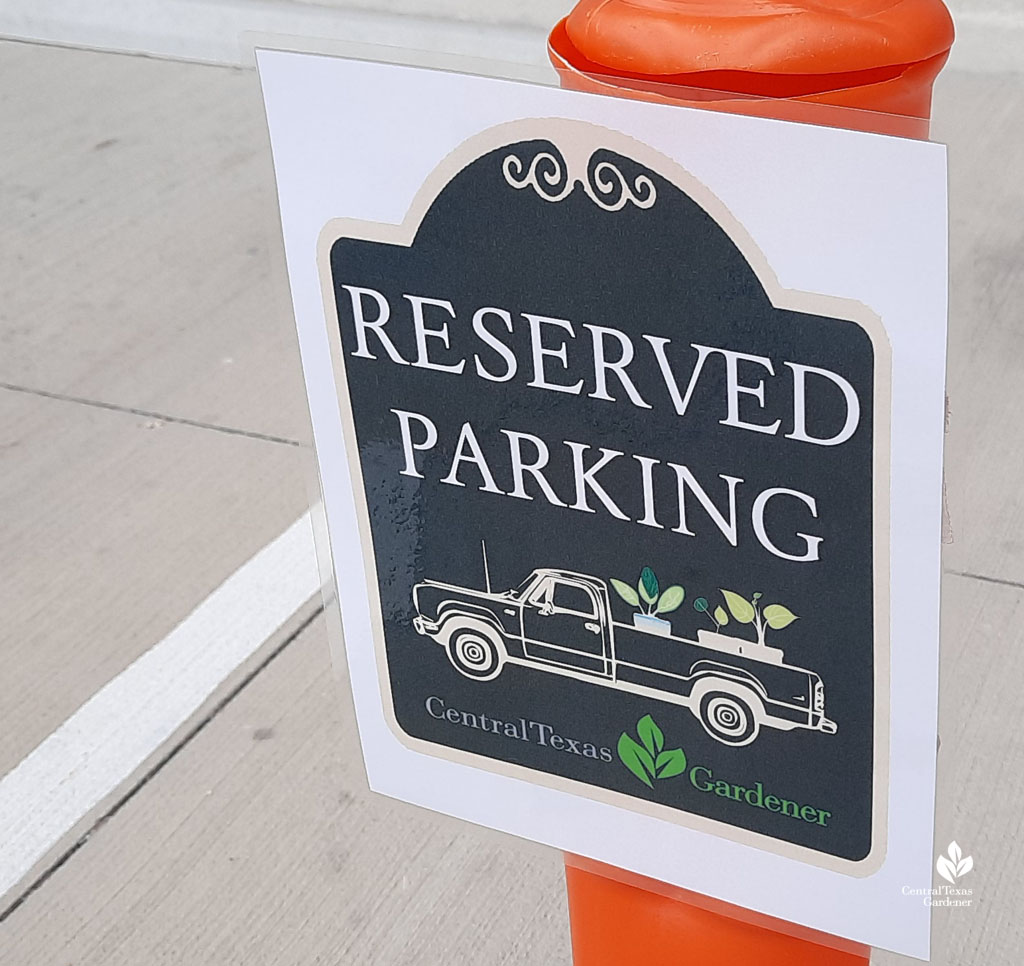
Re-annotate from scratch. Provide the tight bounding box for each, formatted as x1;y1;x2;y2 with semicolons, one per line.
2;37;1024;966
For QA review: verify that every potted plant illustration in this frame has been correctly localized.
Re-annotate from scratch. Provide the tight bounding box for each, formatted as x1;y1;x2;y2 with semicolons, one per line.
693;596;730;632
695;589;798;656
610;566;684;637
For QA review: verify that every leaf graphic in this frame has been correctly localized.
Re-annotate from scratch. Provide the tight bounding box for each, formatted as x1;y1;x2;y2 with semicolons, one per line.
714;605;729;627
721;590;755;624
948;841;962;865
637;715;664;756
639;567;660;605
655;748;687;779
693;597;709;613
617;733;654;788
957;855;974;877
763;604;799;630
656;585;685;615
611;579;640;607
936;854;957;885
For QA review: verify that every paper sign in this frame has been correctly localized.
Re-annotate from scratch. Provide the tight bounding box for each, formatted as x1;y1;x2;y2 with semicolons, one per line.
258;49;947;959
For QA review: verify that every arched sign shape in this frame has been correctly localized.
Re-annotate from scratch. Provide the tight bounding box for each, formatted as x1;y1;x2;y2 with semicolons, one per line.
318;120;891;874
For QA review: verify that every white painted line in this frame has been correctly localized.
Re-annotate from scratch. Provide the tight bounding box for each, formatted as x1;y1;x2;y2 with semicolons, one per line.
0;510;321;900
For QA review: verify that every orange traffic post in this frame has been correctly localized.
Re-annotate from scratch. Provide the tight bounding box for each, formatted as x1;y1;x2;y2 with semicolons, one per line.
550;0;955;138
551;0;954;962
565;855;871;966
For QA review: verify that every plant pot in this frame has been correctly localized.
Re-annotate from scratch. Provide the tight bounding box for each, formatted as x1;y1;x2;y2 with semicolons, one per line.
633;613;672;637
696;630;785;665
697;629;746;650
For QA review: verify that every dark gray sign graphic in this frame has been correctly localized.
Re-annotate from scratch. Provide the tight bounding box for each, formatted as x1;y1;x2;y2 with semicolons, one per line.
322;131;886;866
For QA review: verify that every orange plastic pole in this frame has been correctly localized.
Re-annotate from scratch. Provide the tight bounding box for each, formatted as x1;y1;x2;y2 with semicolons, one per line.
550;1;954;963
550;0;955;138
565;855;871;966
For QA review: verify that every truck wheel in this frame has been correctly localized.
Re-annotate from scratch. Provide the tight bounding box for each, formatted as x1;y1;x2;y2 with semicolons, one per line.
447;627;504;681
698;691;760;746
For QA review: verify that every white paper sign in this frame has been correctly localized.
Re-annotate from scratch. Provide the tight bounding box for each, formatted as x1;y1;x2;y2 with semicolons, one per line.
257;47;947;959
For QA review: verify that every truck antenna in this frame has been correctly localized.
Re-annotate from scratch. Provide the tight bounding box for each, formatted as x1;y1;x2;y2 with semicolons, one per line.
481;539;492;594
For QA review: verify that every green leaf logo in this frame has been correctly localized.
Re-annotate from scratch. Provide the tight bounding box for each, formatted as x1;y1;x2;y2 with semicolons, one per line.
617;715;687;789
617;733;655;788
636;714;664;756
655;748;687;779
713;605;729;627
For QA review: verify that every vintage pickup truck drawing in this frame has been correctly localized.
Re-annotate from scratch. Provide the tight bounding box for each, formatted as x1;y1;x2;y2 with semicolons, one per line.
412;565;837;747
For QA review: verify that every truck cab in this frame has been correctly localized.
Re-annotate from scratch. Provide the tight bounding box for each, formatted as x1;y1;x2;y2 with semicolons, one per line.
515;569;612;677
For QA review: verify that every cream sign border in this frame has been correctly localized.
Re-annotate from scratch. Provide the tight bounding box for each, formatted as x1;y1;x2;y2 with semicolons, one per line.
316;118;891;877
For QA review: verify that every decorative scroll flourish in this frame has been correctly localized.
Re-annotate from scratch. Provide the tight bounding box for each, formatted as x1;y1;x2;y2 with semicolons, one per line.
584;161;657;212
501;149;573;203
501;144;657;211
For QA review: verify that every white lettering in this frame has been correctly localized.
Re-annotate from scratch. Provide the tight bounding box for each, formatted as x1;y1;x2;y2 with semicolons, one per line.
441;422;503;493
643;337;715;417
785;362;861;446
405;294;465;374
500;430;567;506
391;409;438;478
633;455;664;529
525;314;584;395
752;488;823;562
583;323;651;408
566;443;630;520
696;345;782;436
669;465;742;545
342;285;409;364
472;307;517;382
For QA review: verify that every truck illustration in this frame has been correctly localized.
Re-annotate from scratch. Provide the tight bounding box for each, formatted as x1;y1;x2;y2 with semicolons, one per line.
412;565;837;747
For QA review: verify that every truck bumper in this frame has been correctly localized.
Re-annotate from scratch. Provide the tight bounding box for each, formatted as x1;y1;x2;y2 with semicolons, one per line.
816;716;838;735
413;616;439;636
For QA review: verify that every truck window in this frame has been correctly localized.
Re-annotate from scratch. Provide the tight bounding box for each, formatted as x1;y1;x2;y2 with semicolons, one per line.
551;581;597;618
525;577;552;607
514;574;539;598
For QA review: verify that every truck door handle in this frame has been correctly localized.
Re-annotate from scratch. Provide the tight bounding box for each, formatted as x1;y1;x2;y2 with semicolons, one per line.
585;622;600;634
503;608;516;616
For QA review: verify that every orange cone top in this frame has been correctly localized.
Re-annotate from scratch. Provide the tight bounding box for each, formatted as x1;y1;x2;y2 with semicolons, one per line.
564;0;954;78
